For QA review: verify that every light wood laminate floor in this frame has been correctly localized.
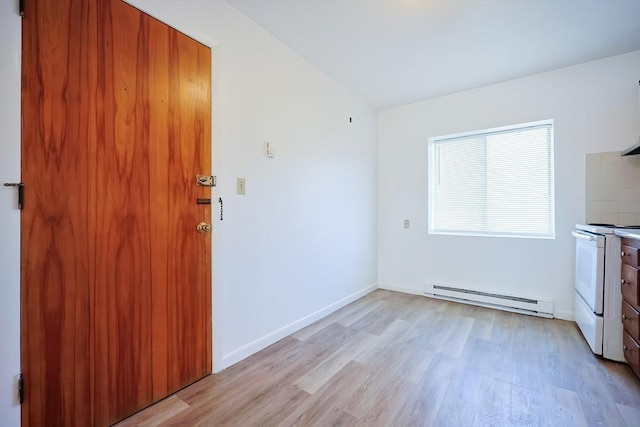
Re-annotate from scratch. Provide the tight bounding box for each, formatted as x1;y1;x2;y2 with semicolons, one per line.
116;289;640;426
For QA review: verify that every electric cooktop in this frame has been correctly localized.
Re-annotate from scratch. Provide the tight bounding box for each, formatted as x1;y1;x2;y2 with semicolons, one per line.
588;223;640;228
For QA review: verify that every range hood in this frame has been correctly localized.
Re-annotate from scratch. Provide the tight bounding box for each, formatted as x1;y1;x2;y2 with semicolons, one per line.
621;140;640;156
621;81;640;156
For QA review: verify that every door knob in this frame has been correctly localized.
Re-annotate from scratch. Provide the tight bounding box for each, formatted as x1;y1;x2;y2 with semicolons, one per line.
196;222;212;233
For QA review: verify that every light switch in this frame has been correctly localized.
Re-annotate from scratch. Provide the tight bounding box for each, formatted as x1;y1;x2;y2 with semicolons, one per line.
265;141;275;158
403;219;410;229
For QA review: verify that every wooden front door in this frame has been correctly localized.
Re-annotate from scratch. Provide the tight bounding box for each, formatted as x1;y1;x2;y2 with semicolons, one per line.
20;0;212;425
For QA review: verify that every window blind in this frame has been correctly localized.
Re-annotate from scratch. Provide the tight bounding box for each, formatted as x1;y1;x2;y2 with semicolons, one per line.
428;121;554;239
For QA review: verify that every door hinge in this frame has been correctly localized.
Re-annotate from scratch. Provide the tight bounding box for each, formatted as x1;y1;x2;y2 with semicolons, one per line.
3;182;24;210
17;373;24;404
196;175;216;187
19;0;25;18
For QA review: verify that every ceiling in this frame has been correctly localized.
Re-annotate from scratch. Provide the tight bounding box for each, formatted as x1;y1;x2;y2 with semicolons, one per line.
227;0;640;110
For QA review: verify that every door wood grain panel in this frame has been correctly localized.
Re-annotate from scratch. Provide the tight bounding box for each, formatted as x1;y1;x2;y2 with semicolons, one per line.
21;0;93;424
21;1;212;425
92;2;155;423
164;25;212;394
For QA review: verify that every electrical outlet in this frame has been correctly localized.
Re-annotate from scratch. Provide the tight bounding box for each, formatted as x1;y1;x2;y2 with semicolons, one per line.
237;178;246;195
403;219;410;229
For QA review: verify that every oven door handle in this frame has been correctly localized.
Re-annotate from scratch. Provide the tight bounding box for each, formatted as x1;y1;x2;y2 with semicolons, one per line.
571;230;597;241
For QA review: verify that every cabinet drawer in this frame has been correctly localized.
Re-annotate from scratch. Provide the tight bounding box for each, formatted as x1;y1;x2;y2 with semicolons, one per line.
621;264;640;310
623;330;640;378
622;300;640;340
621;245;639;267
622;237;640;250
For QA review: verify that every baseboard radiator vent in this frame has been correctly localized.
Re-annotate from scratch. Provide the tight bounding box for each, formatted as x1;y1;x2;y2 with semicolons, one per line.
424;284;554;318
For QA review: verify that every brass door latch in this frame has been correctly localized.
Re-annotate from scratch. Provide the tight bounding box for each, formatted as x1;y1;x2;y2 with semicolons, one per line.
196;175;216;187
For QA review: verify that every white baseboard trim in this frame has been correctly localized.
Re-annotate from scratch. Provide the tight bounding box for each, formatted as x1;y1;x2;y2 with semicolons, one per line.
220;283;378;370
377;283;423;296
553;309;574;321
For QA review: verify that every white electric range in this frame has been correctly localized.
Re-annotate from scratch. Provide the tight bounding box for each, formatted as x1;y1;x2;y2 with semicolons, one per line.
572;223;640;361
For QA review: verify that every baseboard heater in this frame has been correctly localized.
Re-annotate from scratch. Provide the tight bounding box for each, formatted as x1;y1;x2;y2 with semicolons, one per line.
424;284;554;318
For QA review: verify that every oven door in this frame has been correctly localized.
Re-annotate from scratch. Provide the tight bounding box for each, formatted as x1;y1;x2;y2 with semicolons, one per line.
572;230;605;314
574;291;603;355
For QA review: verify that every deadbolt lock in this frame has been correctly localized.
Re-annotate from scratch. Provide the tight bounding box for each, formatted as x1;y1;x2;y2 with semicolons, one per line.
196;222;212;233
196;175;216;187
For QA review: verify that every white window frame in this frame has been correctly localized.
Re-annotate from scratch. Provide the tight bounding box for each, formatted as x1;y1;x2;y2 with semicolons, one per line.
427;119;555;239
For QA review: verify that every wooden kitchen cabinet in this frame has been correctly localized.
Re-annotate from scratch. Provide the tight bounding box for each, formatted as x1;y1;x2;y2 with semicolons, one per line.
621;264;640;307
621;244;639;266
621;237;640;378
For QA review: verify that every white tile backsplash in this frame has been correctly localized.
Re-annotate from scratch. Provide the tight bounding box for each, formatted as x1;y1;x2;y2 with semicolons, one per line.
619;199;640;213
587;200;617;213
586;153;602;192
585;152;601;172
602;166;620;189
600;213;621;224
586;151;640;226
600;187;619;201
619;188;640;201
619;156;640;187
620;213;640;225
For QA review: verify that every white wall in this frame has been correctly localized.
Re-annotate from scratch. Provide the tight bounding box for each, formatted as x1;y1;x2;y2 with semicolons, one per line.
120;1;380;368
378;51;640;320
0;1;377;424
0;0;22;425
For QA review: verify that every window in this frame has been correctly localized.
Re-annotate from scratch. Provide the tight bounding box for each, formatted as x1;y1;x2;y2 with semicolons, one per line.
428;120;554;239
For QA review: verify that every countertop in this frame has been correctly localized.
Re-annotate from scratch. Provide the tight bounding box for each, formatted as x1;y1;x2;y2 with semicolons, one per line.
614;229;640;240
